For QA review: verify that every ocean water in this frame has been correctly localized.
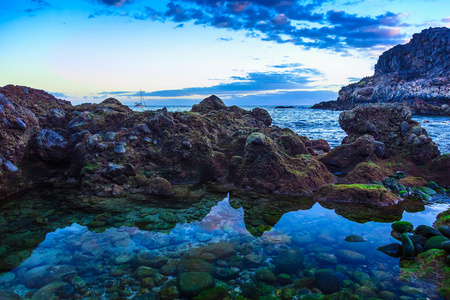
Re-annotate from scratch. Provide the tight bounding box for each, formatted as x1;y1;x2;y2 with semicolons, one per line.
0;106;449;299
133;105;450;153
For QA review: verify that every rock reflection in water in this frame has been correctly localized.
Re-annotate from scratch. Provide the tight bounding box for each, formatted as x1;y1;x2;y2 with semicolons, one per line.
0;189;448;299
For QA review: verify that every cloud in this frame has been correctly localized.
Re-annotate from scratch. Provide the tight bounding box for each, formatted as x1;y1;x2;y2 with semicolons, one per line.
98;65;323;100
49;91;69;98
25;0;50;14
218;37;233;41
85;0;408;51
347;77;361;82
97;0;133;7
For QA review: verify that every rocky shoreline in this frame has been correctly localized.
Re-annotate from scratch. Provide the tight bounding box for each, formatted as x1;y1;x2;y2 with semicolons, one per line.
1;84;449;202
1;84;450;299
312;27;450;115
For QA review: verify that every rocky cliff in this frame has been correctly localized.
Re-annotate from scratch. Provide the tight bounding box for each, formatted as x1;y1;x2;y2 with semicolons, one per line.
312;27;450;115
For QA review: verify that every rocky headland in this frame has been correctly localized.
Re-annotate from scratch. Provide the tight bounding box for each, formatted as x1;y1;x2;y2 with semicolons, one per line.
312;27;450;115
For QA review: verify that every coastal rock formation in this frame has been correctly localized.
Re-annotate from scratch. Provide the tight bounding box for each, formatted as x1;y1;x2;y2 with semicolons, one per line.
312;27;450;115
0;86;333;199
319;104;440;173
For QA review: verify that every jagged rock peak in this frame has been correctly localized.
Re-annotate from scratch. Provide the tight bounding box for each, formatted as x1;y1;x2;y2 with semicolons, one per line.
374;27;450;77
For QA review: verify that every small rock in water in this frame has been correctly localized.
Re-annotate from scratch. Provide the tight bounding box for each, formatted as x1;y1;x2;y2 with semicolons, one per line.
415;225;442;238
335;249;366;264
401;233;415;258
345;235;366;242
177;272;214;297
195;232;212;242
391;221;414;233
316;270;340;294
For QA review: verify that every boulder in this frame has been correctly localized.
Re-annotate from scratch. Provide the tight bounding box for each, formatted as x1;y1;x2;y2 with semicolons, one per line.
177;272;215;297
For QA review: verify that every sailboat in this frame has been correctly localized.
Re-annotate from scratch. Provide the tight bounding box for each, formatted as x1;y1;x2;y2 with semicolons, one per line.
135;89;146;107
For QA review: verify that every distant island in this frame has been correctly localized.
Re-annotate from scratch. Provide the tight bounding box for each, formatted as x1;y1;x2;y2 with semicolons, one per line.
275;106;294;109
313;27;450;115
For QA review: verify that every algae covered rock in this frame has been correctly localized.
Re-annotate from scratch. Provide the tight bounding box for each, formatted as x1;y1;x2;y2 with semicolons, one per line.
177;272;215;297
314;184;400;206
401;233;415;258
274;248;304;274
424;236;449;251
391;221;413;233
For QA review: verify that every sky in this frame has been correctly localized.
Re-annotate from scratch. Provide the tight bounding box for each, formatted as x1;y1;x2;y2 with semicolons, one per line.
0;0;449;105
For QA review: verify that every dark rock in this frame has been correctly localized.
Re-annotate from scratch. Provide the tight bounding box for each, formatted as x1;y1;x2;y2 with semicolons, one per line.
193;287;228;300
415;225;442;238
319;134;381;172
345;235;366;242
316;271;340;294
251;107;272;126
255;268;277;284
177;272;215;297
34;129;69;161
336;104;440;165
439;226;450;238
410;234;428;246
191;95;227;113
274;248;304;274
401;233;416;258
311;139;331;153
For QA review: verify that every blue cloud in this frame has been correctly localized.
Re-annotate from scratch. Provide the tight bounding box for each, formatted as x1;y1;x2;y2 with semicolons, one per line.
84;0;408;51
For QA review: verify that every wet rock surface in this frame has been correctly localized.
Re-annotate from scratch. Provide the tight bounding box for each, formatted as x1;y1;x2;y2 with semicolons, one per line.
313;27;450;115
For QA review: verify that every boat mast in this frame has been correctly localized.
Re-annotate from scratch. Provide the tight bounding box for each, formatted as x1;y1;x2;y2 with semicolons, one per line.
140;89;146;106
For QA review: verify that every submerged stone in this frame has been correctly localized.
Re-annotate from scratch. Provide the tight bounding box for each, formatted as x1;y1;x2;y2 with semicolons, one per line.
274;248;304;274
345;235;366;242
316;270;340;294
177;272;215;297
335;249;366;264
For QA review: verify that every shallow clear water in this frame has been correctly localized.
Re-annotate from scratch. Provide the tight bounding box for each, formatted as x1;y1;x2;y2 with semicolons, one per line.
0;188;448;299
133;105;449;152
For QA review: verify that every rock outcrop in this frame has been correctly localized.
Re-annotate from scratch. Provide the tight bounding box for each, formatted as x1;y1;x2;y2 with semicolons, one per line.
319;103;440;172
0;86;333;200
318;103;448;187
313;27;450;115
